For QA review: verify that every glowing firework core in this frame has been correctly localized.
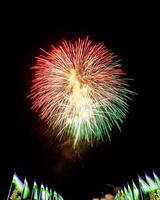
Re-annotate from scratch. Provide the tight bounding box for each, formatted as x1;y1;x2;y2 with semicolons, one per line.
29;37;134;146
67;68;94;143
68;69;91;119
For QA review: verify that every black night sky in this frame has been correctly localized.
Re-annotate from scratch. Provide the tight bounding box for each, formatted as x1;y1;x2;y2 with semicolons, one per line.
1;2;159;200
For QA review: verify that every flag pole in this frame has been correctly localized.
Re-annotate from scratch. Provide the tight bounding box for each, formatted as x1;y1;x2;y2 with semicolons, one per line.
38;182;42;200
7;172;16;200
30;180;34;200
31;188;34;200
20;176;26;200
6;180;13;200
138;177;144;200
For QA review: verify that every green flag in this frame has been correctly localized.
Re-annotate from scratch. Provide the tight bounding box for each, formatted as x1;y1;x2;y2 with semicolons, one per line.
138;176;150;194
145;174;159;191
12;173;23;193
127;183;134;200
39;184;46;200
150;172;160;200
33;180;38;200
124;186;129;199
49;188;52;200
138;176;151;200
54;190;58;200
153;171;160;187
115;191;121;200
22;177;30;199
132;180;139;200
45;186;50;200
120;189;125;200
57;193;64;200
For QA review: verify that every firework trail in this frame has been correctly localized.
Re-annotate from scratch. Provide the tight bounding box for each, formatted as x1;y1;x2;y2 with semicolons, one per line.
29;37;134;146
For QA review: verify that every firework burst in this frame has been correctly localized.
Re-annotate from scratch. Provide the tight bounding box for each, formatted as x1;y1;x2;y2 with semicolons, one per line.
29;37;134;146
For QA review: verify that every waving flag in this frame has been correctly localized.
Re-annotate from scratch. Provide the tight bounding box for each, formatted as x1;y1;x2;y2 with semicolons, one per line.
138;176;150;194
145;173;158;191
57;193;64;200
49;188;53;200
132;180;139;200
22;177;30;199
12;173;23;192
127;183;134;200
39;184;46;200
53;190;58;200
45;186;50;200
32;180;38;200
153;171;160;187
